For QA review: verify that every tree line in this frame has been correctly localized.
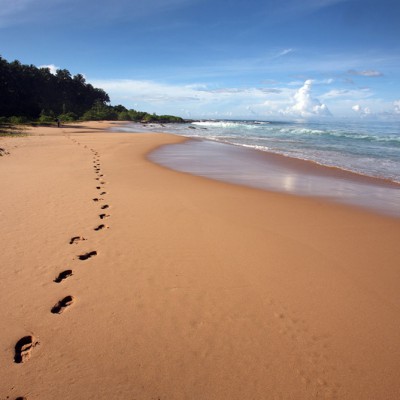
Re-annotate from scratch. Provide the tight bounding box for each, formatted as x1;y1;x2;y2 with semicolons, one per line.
0;56;183;124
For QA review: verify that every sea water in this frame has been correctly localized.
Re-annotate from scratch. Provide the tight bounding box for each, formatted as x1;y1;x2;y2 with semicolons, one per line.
114;119;400;216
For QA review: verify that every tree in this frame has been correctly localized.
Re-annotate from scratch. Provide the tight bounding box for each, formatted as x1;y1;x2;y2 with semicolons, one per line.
0;56;112;119
0;55;184;124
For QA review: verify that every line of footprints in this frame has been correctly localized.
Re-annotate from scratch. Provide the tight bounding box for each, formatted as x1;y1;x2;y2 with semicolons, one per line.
12;137;111;399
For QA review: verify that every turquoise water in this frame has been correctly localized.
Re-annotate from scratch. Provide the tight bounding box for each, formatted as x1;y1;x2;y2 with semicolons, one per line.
120;119;400;183
114;119;400;216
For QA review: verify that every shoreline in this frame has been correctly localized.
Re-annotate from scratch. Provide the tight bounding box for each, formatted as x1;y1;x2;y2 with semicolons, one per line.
147;135;400;218
1;122;400;399
115;121;400;186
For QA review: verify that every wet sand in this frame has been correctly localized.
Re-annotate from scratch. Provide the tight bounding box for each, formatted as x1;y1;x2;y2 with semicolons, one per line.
149;137;400;217
1;122;400;399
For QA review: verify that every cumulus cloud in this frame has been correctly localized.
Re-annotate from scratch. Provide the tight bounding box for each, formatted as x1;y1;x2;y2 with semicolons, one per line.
88;77;400;120
39;64;59;74
283;80;331;117
89;78;293;119
347;69;383;77
393;100;400;114
91;78;339;119
352;104;371;115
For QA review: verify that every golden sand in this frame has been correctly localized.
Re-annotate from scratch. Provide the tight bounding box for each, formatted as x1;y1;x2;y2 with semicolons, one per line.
1;122;400;399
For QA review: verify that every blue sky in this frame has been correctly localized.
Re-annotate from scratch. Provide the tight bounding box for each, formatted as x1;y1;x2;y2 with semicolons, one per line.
1;0;400;120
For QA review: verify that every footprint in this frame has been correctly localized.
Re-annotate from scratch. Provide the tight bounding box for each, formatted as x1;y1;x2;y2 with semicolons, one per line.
99;213;110;219
94;224;107;231
14;336;39;363
54;270;73;283
100;192;107;195
51;296;75;314
0;147;10;156
78;251;97;260
96;186;101;190
69;236;87;245
101;205;109;210
92;198;104;202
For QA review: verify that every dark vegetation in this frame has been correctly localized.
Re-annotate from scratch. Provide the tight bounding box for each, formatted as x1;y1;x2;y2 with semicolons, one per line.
0;55;184;133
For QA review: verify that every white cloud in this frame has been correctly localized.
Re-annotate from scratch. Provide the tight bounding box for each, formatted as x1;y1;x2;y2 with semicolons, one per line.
318;78;334;84
88;77;399;120
39;64;59;74
347;69;383;77
283;80;331;117
393;100;400;114
321;87;372;99
90;78;294;119
287;78;333;86
352;104;371;115
92;79;286;106
276;48;294;58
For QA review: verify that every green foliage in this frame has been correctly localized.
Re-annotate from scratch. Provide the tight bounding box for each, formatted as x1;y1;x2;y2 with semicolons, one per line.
0;55;184;125
142;113;157;123
157;115;185;123
9;116;28;124
0;55;109;119
38;109;55;123
128;109;147;121
117;111;132;121
81;101;118;121
113;104;128;113
58;112;78;122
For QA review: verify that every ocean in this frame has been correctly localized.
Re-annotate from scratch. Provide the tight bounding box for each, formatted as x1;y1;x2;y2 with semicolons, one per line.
114;119;400;216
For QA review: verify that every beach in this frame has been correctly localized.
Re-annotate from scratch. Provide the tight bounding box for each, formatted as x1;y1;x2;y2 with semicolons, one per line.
1;122;400;399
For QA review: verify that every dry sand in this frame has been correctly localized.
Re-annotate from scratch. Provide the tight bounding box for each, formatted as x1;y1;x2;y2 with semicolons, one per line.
1;122;400;399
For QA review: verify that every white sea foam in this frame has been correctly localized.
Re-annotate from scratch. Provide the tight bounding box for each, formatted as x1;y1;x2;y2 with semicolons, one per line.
192;121;267;129
121;120;400;183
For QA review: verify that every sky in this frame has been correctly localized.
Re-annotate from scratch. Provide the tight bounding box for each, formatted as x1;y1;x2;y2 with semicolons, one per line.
1;0;400;120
